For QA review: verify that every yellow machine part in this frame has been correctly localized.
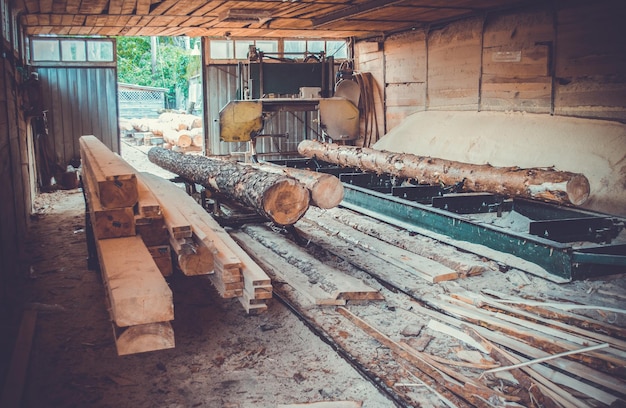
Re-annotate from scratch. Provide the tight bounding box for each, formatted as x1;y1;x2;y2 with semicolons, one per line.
219;100;263;142
319;98;360;141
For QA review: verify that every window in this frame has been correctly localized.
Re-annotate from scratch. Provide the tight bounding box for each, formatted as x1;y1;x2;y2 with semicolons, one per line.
210;39;278;60
30;37;116;66
284;39;348;59
209;38;348;61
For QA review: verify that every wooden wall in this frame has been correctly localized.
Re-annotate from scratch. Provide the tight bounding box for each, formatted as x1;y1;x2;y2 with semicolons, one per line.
0;0;31;356
355;0;626;135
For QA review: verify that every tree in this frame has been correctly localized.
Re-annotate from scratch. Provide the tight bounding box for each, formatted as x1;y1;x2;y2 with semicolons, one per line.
116;36;198;109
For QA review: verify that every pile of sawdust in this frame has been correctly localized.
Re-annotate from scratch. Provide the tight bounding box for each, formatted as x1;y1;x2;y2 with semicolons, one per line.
374;110;626;216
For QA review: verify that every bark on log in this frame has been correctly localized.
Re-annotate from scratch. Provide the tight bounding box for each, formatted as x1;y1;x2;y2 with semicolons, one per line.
245;162;344;209
147;147;310;225
298;140;590;206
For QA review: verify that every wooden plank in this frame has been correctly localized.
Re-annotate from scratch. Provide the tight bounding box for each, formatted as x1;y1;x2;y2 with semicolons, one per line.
135;215;169;246
230;231;343;308
243;225;383;302
79;135;138;209
136;176;161;217
428;296;626;375
482;289;626;340
137;172;191;239
114;321;175;356
169;234;214;276
96;235;174;327
0;310;37;408
83;168;135;239
147;245;173;277
301;214;460;283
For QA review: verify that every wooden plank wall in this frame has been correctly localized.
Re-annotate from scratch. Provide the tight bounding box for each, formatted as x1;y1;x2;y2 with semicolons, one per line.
1;0;31;359
356;0;626;134
384;31;427;131
555;1;626;121
481;9;553;113
427;17;483;111
354;40;385;144
37;67;118;166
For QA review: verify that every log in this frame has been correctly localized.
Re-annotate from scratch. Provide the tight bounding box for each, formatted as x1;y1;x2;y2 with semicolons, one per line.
148;147;310;225
163;129;192;148
246;162;344;209
298;139;590;206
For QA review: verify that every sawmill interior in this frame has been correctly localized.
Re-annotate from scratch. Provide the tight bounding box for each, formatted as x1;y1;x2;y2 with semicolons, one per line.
2;0;626;407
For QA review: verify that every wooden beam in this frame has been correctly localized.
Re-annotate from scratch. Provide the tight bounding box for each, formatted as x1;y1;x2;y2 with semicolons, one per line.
79;135;138;209
0;310;37;408
96;235;174;327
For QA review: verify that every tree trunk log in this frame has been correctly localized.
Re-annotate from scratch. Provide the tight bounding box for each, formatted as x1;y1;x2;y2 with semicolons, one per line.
148;147;310;225
298;140;590;206
245;162;344;209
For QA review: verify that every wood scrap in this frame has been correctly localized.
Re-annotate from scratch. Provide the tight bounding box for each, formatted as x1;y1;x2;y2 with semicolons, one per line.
336;307;516;408
317;207;488;277
482;289;626;340
466;328;589;408
229;231;345;307
427;295;626;376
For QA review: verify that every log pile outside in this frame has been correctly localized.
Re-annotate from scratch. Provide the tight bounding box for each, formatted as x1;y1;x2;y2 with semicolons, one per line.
79;135;274;355
119;112;204;153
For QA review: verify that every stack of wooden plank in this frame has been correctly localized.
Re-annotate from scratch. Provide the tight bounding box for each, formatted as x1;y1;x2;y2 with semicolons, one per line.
79;135;175;356
140;172;272;314
81;135;274;356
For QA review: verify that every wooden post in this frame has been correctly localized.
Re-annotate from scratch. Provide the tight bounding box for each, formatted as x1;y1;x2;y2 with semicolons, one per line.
298;139;590;206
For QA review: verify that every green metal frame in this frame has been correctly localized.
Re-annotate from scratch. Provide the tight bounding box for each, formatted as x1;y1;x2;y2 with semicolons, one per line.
342;184;626;281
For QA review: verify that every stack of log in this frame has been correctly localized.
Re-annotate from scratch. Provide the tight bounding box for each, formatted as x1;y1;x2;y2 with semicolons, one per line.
80;135;275;355
122;112;203;152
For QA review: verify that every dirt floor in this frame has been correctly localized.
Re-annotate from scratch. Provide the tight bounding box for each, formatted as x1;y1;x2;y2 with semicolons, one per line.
10;143;396;408
4;139;626;408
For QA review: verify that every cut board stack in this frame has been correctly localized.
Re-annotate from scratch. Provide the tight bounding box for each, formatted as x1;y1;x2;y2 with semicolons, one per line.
79;135;175;356
140;172;272;314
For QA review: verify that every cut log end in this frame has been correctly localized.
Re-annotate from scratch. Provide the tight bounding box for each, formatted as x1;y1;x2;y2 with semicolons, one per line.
566;174;591;206
115;322;175;356
263;178;310;225
311;174;345;209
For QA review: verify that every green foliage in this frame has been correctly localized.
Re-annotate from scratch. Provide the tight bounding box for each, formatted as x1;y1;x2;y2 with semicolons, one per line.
116;37;201;108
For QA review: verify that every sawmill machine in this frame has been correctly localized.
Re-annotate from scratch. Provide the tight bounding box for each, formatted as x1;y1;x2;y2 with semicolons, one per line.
218;46;360;156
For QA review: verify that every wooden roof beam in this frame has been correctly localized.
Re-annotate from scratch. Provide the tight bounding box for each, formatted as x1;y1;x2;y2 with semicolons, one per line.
312;0;407;27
